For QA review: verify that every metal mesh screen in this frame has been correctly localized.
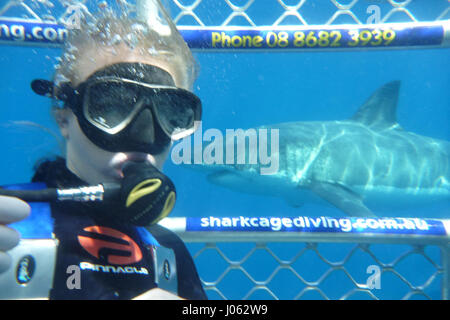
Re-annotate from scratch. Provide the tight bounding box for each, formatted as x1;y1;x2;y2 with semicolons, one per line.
169;0;450;26
1;0;449;27
186;240;448;300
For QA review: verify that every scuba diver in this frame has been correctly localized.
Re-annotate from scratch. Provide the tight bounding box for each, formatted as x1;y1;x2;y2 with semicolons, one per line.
0;0;206;300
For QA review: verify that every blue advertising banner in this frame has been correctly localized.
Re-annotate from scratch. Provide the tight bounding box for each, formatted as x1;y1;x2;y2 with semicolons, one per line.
186;216;448;236
0;18;68;46
0;18;446;50
180;24;445;50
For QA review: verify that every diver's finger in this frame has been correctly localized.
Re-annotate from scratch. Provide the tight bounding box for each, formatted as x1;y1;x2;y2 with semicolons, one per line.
0;195;31;224
0;225;20;251
133;288;184;300
0;251;12;274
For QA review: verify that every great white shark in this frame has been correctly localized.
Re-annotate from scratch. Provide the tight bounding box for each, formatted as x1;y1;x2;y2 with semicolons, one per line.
184;81;449;217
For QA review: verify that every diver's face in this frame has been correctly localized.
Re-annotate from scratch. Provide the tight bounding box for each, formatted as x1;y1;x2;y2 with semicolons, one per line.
60;56;178;184
63;109;170;184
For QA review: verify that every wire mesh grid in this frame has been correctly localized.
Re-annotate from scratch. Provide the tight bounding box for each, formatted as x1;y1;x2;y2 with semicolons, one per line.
170;0;450;26
187;240;447;300
0;0;449;26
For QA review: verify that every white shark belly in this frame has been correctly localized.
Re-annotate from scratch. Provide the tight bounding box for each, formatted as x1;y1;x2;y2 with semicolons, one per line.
208;169;450;212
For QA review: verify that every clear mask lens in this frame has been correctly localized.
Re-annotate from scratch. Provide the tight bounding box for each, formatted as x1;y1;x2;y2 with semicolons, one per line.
84;81;141;132
153;90;196;139
83;79;200;138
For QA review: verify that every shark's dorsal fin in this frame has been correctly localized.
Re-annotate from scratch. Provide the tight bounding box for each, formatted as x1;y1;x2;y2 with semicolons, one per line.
351;81;401;129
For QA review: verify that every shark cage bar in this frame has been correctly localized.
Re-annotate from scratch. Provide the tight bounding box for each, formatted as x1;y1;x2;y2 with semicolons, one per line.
0;18;449;51
0;0;449;300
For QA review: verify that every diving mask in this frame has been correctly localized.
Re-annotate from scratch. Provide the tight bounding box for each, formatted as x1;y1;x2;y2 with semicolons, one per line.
32;63;202;154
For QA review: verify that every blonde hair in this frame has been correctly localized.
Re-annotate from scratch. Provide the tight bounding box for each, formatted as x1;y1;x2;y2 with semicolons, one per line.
54;3;198;91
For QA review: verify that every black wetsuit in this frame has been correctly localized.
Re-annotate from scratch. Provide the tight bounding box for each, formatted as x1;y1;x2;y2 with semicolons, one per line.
30;157;206;300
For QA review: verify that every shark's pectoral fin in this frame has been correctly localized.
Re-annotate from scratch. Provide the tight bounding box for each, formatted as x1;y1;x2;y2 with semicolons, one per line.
309;181;375;217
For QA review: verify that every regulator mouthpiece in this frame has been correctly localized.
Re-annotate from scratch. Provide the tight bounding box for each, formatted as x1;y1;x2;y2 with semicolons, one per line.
119;162;176;226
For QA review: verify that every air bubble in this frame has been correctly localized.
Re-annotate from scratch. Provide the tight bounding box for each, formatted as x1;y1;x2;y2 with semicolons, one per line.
131;23;148;35
98;1;107;9
110;34;122;45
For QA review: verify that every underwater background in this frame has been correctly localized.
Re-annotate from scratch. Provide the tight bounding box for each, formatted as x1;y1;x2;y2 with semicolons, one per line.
0;0;448;299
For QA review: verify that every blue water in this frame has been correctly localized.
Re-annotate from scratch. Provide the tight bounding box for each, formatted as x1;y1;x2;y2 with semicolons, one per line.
0;1;449;300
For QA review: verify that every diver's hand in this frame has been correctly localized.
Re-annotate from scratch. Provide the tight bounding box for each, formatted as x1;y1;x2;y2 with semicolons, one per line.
0;196;30;273
133;288;184;300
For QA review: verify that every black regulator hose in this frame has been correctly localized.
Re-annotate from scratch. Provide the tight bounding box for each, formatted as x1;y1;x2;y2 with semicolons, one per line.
0;188;58;202
0;162;176;226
